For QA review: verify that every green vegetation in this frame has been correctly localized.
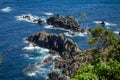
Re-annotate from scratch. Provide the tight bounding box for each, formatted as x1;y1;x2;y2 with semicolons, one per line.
70;26;120;80
88;26;118;51
66;15;79;25
80;13;87;28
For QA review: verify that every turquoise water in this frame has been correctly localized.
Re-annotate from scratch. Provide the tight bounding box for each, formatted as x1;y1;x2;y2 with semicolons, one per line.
0;0;120;80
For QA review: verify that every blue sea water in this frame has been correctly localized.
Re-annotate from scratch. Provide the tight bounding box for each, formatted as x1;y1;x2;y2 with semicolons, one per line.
0;0;120;80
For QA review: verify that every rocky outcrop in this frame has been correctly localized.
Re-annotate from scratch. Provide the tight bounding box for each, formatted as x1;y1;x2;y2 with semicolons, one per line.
47;72;66;80
26;31;88;80
19;15;45;24
33;19;45;24
47;15;81;32
26;31;80;55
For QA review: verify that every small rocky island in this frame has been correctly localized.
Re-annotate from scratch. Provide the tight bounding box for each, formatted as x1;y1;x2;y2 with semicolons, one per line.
26;31;89;80
47;15;81;32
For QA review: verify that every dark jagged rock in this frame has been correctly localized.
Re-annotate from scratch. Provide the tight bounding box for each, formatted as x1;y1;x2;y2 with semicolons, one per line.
100;21;105;25
26;31;80;55
20;15;31;20
26;31;87;79
19;15;45;24
47;72;66;80
33;19;45;24
47;15;81;32
54;55;86;77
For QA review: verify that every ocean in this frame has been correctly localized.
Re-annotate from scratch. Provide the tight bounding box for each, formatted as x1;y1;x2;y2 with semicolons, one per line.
0;0;120;80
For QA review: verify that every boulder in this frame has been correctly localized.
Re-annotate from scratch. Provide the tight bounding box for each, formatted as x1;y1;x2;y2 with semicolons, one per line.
33;19;45;24
43;56;53;64
100;21;105;25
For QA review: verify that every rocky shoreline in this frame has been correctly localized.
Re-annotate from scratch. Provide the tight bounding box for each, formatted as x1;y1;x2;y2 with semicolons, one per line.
23;14;97;80
26;31;90;80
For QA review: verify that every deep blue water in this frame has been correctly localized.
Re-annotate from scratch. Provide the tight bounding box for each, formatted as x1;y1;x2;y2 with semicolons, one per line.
0;0;120;80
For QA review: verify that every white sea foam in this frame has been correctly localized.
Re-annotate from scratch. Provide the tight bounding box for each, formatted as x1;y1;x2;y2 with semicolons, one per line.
15;14;45;23
45;25;71;32
113;31;120;35
1;7;11;12
43;54;51;60
64;31;87;37
27;72;37;77
23;43;41;50
44;25;53;29
23;42;49;52
23;39;61;78
93;21;117;26
53;55;60;59
23;54;29;58
23;38;29;43
43;12;54;16
23;61;53;77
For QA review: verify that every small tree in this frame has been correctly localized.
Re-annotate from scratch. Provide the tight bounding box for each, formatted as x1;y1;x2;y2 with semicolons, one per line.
88;26;117;51
80;13;87;28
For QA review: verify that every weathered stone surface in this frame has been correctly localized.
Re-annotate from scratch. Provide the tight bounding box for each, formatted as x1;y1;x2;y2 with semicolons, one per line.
47;15;81;32
26;31;80;55
26;31;89;79
47;72;66;80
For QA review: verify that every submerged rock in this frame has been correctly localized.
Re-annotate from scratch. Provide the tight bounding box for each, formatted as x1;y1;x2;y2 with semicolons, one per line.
19;15;45;24
33;19;45;24
100;21;105;25
46;15;81;32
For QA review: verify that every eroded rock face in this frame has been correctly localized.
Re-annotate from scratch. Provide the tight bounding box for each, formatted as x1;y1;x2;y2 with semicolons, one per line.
26;31;80;55
26;31;86;80
47;72;66;80
47;15;81;32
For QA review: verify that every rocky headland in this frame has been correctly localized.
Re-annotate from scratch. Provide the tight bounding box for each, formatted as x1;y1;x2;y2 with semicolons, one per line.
26;31;90;80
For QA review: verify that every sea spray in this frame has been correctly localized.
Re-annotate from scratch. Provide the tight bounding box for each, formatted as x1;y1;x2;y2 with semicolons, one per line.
15;14;46;23
43;12;54;16
1;7;12;12
93;21;117;26
23;42;61;79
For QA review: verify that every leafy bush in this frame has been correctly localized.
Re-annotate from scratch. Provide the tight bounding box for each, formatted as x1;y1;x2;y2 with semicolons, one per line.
70;60;120;80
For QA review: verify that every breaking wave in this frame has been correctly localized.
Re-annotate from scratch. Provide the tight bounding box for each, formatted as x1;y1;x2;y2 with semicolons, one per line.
23;54;60;78
15;14;46;23
64;31;87;37
43;12;54;16
1;7;12;12
23;40;60;79
44;25;70;32
113;31;120;35
93;21;117;26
